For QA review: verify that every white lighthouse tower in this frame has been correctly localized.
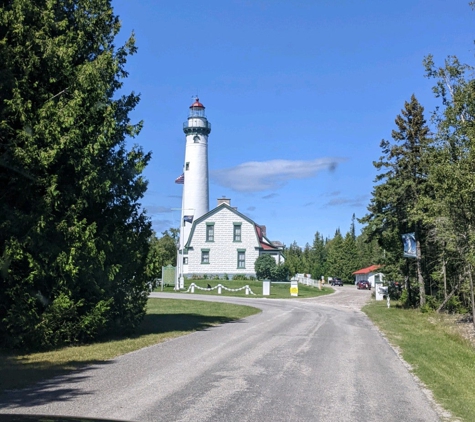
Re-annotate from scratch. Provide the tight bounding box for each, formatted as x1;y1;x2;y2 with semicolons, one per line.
177;98;211;287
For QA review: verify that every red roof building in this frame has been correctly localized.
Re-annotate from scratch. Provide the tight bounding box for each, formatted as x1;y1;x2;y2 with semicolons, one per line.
352;265;382;275
352;265;384;287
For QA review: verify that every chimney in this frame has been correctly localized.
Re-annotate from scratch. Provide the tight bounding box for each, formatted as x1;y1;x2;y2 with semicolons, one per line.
217;197;231;207
260;225;266;236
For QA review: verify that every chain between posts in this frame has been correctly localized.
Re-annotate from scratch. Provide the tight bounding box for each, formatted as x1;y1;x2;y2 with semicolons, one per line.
185;283;256;295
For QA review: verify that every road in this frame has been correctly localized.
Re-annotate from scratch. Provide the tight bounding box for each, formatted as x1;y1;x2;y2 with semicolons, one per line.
0;286;443;421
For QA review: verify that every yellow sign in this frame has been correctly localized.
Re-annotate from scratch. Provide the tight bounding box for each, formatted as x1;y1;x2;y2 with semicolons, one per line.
290;286;298;296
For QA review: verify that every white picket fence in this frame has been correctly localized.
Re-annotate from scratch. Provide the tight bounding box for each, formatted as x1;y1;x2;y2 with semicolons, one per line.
293;273;321;288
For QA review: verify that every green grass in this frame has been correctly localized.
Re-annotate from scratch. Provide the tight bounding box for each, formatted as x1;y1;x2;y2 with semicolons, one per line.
159;279;333;299
363;300;475;422
0;298;260;392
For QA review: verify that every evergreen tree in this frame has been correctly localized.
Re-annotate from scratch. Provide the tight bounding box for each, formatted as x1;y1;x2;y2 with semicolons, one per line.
0;0;152;349
283;241;303;276
326;229;346;280
362;95;432;307
341;230;359;282
311;231;327;280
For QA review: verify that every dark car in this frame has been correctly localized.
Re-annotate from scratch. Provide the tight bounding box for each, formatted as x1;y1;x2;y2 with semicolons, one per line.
357;280;371;290
331;277;343;286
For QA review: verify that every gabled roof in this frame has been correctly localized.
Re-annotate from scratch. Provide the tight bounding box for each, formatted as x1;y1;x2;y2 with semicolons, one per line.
184;203;282;253
352;264;382;275
255;225;279;251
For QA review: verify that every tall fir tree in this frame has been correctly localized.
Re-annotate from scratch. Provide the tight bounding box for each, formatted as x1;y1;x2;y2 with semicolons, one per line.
0;0;154;349
362;95;432;307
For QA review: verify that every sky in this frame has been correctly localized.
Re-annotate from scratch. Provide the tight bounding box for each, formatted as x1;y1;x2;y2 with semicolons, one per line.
111;0;475;248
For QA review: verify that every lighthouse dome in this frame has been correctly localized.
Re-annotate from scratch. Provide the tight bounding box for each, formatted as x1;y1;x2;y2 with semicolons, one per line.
190;98;205;109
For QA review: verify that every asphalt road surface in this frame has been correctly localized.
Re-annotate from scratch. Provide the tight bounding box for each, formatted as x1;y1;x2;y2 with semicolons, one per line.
0;286;444;422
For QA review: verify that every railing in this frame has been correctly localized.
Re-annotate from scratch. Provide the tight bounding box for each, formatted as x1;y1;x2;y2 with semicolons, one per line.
183;121;211;130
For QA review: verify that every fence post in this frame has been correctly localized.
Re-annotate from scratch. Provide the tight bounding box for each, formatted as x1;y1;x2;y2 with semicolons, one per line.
218;284;222;294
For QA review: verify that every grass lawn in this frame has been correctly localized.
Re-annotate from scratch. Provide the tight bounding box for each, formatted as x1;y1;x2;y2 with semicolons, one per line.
0;298;260;393
363;300;475;422
159;279;333;299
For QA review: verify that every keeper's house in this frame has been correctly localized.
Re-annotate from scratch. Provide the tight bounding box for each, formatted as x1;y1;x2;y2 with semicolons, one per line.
182;198;284;279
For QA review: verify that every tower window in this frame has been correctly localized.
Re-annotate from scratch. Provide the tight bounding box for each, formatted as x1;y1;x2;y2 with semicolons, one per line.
185;162;190;171
193;135;200;143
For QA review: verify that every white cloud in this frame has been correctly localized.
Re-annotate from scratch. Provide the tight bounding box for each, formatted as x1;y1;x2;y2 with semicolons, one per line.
211;158;344;192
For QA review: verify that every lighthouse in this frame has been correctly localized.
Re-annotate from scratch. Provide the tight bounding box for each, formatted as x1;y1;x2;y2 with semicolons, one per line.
177;98;211;287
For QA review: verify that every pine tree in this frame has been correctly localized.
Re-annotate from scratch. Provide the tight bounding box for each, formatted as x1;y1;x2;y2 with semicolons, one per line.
326;229;346;280
0;0;152;349
362;95;432;307
311;231;327;280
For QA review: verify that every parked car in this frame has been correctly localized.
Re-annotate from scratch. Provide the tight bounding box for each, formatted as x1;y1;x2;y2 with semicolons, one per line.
331;277;343;286
357;280;371;290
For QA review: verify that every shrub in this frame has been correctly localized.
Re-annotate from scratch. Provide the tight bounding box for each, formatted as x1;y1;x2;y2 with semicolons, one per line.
254;255;276;280
271;264;289;281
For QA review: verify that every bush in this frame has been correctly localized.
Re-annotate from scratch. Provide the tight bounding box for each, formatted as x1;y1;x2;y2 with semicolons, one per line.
232;274;248;280
445;295;467;314
399;286;420;308
271;264;289;281
254;255;276;280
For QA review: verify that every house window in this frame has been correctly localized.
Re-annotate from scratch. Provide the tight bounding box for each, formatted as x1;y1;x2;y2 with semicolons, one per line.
237;250;245;269
233;223;242;242
183;257;188;265
201;249;210;264
185;162;190;171
206;223;214;242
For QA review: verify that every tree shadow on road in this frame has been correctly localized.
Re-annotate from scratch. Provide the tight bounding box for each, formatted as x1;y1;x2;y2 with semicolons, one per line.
0;312;244;402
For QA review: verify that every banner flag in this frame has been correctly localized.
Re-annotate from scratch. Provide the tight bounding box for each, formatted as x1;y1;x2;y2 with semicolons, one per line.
184;215;194;224
402;233;417;258
175;173;184;184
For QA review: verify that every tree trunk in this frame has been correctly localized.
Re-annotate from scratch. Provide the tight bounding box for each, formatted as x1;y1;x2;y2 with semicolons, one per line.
442;255;447;300
416;237;426;307
468;266;475;331
405;260;411;305
436;273;462;313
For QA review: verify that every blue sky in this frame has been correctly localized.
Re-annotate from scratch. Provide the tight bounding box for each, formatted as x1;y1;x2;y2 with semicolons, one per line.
112;0;475;248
